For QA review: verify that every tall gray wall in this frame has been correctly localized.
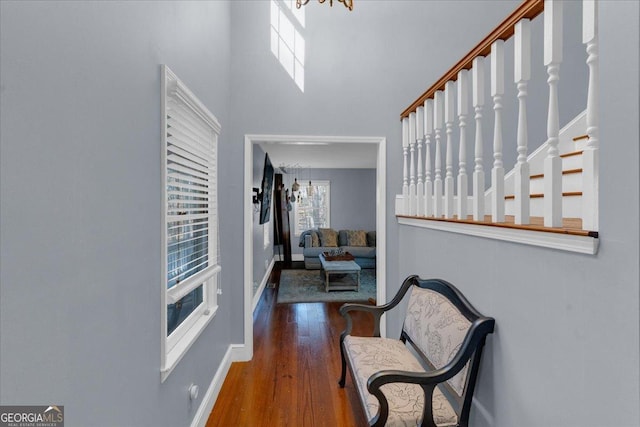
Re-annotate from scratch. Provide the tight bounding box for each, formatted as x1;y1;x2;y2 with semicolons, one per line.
0;2;233;426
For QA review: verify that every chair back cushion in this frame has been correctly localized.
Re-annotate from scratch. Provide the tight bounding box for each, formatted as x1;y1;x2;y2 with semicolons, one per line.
403;286;471;396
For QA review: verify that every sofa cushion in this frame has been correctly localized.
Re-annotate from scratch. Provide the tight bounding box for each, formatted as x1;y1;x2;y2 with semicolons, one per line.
346;230;367;246
343;246;376;258
318;228;338;247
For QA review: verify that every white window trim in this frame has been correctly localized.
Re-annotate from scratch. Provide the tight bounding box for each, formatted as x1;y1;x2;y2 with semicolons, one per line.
161;65;221;382
293;180;330;237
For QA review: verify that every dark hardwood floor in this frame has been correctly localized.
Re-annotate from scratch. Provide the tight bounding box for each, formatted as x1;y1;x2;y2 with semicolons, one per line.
206;261;373;427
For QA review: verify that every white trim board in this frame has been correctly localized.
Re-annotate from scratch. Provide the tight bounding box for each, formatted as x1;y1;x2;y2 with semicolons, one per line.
397;216;599;255
244;134;388;363
252;256;276;313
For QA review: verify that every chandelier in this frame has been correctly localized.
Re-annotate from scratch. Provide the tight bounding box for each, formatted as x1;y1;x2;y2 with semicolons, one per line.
296;0;353;11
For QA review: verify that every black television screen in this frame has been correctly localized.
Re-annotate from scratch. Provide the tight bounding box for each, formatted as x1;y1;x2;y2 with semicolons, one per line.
259;153;274;225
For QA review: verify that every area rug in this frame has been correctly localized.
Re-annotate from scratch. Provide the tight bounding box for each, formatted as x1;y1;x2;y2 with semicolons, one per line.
277;269;376;304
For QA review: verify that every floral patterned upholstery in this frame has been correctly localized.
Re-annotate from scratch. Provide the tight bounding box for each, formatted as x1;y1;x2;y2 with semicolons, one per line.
343;335;458;427
404;287;471;397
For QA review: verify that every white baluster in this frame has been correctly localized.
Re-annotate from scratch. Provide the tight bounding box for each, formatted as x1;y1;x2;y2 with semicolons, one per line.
444;81;455;219
543;0;563;227
416;106;425;216
409;112;417;215
457;69;469;220
424;99;434;217
402;117;409;215
434;90;444;218
582;0;599;231
491;40;505;223
472;56;485;221
514;18;531;225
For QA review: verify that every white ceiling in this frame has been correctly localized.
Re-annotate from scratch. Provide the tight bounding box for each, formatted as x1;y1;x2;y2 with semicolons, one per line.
259;141;378;169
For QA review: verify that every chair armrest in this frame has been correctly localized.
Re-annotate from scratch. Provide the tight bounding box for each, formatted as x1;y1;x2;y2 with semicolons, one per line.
366;369;445;427
339;275;418;339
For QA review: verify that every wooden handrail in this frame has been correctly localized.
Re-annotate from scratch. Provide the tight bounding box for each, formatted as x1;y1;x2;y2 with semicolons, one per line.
400;0;544;119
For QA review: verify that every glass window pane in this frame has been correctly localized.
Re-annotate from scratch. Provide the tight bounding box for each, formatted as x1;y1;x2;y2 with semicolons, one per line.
294;182;330;235
167;285;204;335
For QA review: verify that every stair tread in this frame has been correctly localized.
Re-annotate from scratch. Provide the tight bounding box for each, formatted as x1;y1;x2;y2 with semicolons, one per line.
561;150;583;158
505;191;582;200
530;168;583;179
573;134;589;142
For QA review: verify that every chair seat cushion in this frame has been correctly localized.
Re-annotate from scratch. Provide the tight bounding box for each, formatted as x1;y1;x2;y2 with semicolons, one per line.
343;335;458;427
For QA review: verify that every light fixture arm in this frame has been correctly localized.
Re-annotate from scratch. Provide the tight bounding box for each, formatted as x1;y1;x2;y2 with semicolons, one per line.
296;0;353;11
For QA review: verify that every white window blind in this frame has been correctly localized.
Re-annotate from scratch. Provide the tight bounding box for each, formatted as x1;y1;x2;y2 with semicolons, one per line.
161;65;221;381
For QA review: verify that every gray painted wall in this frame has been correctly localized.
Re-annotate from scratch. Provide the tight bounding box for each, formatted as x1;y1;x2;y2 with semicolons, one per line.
0;2;232;426
1;1;638;426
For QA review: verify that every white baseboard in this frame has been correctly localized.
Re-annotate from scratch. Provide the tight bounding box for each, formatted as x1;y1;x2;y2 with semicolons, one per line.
190;344;233;427
275;253;304;261
190;344;248;427
252;257;276;312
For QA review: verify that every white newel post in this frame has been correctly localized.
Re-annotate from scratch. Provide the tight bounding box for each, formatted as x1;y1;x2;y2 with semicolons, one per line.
402;117;409;215
514;18;531;225
434;90;444;218
409;112;417;215
472;56;485;221
424;99;434;217
416;106;425;216
543;0;563;227
582;0;599;231
444;81;455;219
491;40;505;222
457;69;469;220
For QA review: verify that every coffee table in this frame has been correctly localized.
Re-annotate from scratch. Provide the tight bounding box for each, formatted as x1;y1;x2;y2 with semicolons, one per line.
318;253;361;292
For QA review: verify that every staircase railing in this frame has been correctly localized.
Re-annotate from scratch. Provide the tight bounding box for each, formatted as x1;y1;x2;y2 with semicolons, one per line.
395;0;599;235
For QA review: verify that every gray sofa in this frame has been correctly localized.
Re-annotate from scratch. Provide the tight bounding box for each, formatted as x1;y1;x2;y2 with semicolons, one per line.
299;229;376;270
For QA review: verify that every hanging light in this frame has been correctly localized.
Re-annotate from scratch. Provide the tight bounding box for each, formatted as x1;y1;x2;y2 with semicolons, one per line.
292;178;300;192
296;0;353;11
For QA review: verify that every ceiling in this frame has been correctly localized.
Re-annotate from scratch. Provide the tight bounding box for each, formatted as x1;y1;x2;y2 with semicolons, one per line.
259;141;378;170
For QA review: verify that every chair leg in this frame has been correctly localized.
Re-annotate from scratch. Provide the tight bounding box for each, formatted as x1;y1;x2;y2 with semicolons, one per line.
338;343;347;387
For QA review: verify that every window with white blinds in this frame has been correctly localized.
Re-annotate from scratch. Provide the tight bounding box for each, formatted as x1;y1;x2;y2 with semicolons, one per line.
161;65;221;381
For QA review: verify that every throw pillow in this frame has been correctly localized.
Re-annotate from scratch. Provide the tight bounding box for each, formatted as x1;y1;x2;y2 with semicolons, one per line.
347;230;367;247
318;228;338;247
367;231;376;247
311;231;320;247
338;230;349;247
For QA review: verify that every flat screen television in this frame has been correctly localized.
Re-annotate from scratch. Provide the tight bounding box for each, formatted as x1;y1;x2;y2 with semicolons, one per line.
259;153;274;225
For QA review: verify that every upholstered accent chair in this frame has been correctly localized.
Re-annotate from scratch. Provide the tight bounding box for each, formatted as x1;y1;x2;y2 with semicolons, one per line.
338;276;495;427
